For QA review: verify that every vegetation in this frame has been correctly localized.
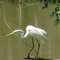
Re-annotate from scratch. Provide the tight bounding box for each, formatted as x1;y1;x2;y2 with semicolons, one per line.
19;0;60;25
50;3;60;25
1;0;60;25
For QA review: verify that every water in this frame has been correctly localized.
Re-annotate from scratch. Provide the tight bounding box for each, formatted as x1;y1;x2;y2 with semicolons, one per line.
0;1;60;60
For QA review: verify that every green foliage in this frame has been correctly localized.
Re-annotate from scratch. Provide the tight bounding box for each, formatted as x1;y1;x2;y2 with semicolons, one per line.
58;3;60;5
44;0;47;2
42;2;48;9
54;18;60;25
3;0;60;25
58;0;60;3
52;0;56;4
40;0;42;2
42;0;57;9
50;11;56;17
50;3;60;25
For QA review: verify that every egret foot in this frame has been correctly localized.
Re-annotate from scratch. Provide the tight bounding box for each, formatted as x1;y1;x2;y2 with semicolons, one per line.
35;54;38;59
26;53;31;58
34;57;40;60
34;55;39;60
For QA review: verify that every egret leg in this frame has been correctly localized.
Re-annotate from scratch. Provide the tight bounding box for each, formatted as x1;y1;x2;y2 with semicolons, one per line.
27;37;34;58
35;38;40;58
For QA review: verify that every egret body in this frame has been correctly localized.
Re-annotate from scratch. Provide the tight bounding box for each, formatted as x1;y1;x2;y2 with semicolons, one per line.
7;25;47;58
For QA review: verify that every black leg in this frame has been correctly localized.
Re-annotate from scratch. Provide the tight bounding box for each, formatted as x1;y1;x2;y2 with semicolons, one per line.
27;37;34;58
35;38;40;58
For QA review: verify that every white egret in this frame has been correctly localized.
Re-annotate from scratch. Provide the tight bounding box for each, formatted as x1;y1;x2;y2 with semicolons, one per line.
7;25;47;58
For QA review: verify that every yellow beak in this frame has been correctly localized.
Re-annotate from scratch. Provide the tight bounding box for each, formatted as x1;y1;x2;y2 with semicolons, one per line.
6;32;14;36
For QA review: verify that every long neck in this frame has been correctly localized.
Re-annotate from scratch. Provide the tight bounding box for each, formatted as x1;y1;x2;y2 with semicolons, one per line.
23;30;29;38
16;29;29;38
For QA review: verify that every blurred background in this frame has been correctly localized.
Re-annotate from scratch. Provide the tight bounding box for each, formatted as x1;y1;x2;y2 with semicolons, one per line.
0;0;60;60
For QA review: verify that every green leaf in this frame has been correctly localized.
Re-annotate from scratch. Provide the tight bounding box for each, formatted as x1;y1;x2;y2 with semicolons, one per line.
40;0;42;2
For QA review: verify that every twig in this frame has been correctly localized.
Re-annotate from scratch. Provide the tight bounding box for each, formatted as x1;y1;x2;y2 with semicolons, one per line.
22;0;40;5
21;0;40;8
3;1;36;53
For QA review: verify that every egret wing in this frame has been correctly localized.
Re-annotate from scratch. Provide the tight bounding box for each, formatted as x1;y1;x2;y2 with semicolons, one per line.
36;28;47;34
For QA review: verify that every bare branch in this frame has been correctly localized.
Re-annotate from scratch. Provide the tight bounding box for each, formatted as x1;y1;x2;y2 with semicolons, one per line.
21;0;40;8
22;0;40;5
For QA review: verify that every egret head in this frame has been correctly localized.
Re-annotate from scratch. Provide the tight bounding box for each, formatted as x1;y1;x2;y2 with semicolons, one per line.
6;29;24;38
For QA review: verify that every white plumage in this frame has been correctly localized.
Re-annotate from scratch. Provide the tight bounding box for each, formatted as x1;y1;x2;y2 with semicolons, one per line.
7;25;47;58
25;25;47;40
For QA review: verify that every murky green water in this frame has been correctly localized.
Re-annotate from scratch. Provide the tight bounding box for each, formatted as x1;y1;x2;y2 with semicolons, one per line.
0;1;60;60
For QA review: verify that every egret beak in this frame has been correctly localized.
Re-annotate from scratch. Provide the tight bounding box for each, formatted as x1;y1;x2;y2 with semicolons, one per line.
6;32;14;36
